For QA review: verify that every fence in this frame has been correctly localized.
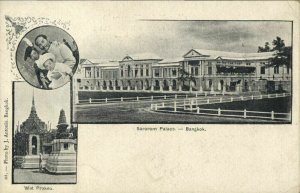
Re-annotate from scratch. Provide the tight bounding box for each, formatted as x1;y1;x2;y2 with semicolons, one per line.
149;92;291;121
78;92;226;104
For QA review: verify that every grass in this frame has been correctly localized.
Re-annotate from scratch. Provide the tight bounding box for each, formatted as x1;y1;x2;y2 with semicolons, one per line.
78;91;196;100
74;96;291;123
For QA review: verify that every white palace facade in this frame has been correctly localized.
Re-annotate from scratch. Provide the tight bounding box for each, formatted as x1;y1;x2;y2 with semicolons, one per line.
75;49;291;93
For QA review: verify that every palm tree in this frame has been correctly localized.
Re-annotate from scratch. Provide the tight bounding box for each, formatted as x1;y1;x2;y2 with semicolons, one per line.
272;36;285;52
258;42;271;52
178;68;196;91
258;37;292;69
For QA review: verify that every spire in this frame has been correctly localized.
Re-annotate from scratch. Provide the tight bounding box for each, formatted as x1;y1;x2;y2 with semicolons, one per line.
57;109;68;126
56;109;68;138
31;92;36;112
29;91;37;117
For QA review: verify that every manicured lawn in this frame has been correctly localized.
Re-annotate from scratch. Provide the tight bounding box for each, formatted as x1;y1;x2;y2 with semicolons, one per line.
198;97;291;113
74;97;291;123
78;91;195;100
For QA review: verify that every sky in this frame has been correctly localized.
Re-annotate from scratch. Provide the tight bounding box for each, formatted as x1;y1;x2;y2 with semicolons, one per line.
14;82;71;131
70;20;292;60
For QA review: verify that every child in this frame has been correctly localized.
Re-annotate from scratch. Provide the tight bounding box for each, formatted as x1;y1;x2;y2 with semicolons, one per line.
37;53;73;89
24;46;51;89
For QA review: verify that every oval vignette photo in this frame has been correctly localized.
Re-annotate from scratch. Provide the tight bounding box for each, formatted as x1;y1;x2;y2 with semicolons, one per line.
16;25;79;90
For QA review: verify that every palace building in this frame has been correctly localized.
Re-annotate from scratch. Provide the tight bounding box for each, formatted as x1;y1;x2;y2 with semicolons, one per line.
75;48;291;93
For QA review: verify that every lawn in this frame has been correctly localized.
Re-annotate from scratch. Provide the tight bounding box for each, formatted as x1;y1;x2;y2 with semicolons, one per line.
78;91;197;100
73;96;291;124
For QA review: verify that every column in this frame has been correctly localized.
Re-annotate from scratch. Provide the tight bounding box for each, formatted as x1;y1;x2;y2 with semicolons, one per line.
127;83;131;91
36;136;40;155
143;81;146;91
28;135;32;155
120;81;123;91
179;85;182;91
218;81;222;91
100;81;103;90
73;79;79;104
113;81;116;90
210;82;214;92
160;81;163;92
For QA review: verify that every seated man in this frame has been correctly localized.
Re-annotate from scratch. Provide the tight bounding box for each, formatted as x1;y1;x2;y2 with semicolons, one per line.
38;53;73;89
35;34;76;70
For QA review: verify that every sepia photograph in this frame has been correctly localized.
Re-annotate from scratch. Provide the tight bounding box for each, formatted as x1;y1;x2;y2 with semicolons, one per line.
0;1;298;193
15;24;79;90
73;20;292;124
12;82;77;184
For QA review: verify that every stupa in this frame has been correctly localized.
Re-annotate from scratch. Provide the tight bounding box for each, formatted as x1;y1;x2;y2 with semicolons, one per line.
45;109;77;174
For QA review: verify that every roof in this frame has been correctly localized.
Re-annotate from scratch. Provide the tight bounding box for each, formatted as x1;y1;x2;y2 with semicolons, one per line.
80;58;119;68
158;57;184;64
185;49;276;60
88;58;119;64
152;57;183;67
122;52;162;61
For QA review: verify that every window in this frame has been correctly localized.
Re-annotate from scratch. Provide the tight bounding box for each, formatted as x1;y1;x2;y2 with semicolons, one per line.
85;67;91;78
121;70;123;77
208;66;212;75
154;69;160;77
141;69;143;77
164;68;168;77
127;66;131;77
191;67;194;75
146;69;149;76
246;62;251;65
274;66;279;74
113;71;117;79
64;143;68;150
172;69;177;76
287;66;290;74
195;67;199;76
135;69;138;77
260;66;265;74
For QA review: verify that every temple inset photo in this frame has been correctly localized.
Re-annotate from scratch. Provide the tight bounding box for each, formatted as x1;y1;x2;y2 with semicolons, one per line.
13;82;77;184
73;20;292;124
16;25;79;90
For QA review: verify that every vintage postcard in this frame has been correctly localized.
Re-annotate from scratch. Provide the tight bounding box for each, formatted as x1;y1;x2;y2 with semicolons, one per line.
0;1;299;193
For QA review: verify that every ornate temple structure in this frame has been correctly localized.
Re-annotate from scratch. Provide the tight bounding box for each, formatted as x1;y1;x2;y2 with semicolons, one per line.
14;95;77;174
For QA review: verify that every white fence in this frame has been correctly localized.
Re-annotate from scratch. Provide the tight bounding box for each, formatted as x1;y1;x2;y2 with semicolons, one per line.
78;92;226;104
149;93;291;121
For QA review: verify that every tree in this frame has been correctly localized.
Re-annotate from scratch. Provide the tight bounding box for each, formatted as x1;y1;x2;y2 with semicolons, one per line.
271;46;292;69
272;36;285;52
258;42;271;52
258;37;292;69
178;68;196;91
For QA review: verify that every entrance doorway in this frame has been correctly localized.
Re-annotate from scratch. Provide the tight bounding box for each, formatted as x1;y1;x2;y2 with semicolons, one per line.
32;136;37;155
